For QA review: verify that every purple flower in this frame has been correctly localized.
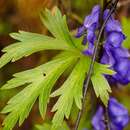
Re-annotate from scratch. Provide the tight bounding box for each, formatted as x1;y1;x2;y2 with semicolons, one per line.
101;38;129;67
105;32;126;48
101;33;130;84
76;26;86;38
83;42;94;55
101;47;115;66
76;5;130;85
113;58;130;84
92;98;129;130
76;5;100;55
84;5;100;29
109;98;129;129
100;9;130;85
103;9;122;33
92;107;106;130
101;49;130;85
113;47;130;58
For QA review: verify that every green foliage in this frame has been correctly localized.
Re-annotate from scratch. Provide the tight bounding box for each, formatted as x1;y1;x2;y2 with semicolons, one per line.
1;53;77;130
92;73;111;106
35;122;69;130
0;7;114;130
92;63;115;106
50;57;88;129
0;31;74;69
40;7;75;47
122;18;130;49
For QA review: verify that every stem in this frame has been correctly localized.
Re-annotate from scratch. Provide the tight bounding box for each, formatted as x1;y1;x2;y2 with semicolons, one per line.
74;0;119;130
105;107;110;130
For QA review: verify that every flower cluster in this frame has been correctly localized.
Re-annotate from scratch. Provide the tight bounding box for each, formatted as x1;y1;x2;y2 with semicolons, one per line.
76;5;130;130
92;98;129;130
101;9;130;85
76;5;100;55
76;5;130;85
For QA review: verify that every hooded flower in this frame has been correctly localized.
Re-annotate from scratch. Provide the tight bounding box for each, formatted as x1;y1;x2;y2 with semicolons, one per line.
92;106;106;130
101;9;130;85
92;98;129;130
103;9;122;33
76;5;130;85
76;5;100;55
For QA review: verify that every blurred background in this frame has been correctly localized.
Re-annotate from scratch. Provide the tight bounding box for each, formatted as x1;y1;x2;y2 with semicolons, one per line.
0;0;130;130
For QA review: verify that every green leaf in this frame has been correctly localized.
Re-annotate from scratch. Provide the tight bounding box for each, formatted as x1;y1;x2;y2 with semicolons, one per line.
50;57;88;129
10;30;52;41
122;18;130;49
50;55;114;129
1;53;78;130
0;7;115;130
91;72;112;106
0;31;74;69
35;122;69;130
92;60;115;106
40;7;75;47
94;63;116;75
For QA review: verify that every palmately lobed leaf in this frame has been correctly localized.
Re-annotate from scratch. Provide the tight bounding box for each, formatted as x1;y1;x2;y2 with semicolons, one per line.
35;122;69;130
40;7;75;47
0;7;80;130
9;30;53;42
49;56;114;129
0;7;81;70
0;6;115;130
0;32;76;69
1;52;78;130
50;57;88;129
1;52;114;129
91;74;112;106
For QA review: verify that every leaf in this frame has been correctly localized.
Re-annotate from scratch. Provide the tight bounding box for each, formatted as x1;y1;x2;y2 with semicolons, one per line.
35;122;69;130
50;57;88;129
94;63;116;75
91;72;112;106
92;60;115;106
0;7;115;130
0;31;74;69
10;30;52;41
50;55;114;128
1;53;78;130
40;7;75;47
89;58;115;106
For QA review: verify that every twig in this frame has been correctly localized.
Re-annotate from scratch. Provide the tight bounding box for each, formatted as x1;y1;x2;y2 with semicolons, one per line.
105;107;110;130
74;0;119;130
